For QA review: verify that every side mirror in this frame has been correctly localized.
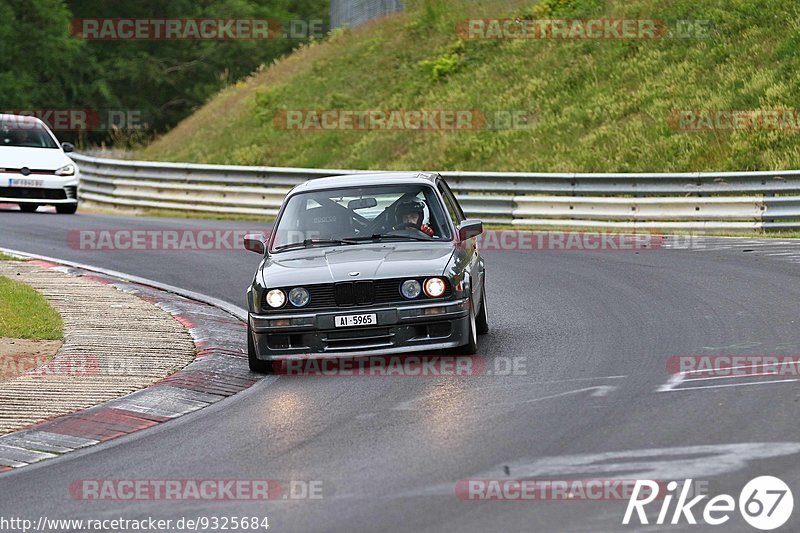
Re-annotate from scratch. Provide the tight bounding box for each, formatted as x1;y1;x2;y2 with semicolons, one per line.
243;233;267;254
61;142;75;153
457;219;483;241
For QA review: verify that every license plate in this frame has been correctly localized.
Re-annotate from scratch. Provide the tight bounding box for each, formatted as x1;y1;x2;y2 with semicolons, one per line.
9;179;43;188
334;313;377;328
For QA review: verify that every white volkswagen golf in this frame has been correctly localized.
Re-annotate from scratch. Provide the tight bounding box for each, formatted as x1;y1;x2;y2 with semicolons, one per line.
0;114;79;214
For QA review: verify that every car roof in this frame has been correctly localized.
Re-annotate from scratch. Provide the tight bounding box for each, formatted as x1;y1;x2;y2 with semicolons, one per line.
289;172;440;194
0;114;45;124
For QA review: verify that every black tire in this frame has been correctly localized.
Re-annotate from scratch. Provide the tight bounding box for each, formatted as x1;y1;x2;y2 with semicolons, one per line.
476;285;489;335
248;323;274;374
18;204;39;213
461;302;479;355
56;203;78;214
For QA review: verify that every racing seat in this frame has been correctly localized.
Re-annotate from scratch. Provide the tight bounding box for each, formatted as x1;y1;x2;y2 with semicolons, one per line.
300;204;353;240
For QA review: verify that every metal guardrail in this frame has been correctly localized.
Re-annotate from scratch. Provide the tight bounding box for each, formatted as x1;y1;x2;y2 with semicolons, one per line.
330;0;404;30
71;153;800;231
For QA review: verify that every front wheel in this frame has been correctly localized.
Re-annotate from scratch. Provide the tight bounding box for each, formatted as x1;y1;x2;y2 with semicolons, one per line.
476;287;489;335
56;204;78;215
248;323;274;374
460;303;479;355
18;204;39;213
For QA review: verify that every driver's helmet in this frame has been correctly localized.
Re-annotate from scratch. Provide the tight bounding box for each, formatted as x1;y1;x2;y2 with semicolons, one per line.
396;200;425;230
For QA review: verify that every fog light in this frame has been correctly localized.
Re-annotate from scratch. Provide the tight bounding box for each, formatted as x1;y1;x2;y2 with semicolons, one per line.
424;277;446;298
266;289;286;308
401;279;422;299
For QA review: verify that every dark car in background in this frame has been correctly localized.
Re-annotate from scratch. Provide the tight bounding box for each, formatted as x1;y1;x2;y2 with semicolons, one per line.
243;172;488;373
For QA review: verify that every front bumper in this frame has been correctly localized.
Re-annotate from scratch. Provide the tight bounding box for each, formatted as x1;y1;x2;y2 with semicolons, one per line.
250;298;471;359
0;175;79;205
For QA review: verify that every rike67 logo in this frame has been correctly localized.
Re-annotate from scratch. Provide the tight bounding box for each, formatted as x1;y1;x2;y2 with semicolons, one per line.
623;476;793;530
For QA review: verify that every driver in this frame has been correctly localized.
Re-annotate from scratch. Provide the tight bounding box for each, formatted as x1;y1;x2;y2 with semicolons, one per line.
12;127;36;147
395;200;434;237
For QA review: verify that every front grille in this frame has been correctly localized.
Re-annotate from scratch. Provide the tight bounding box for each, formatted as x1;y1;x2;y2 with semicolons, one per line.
0;169;55;175
334;282;355;306
375;279;403;301
354;281;374;304
0;187;66;200
262;277;452;313
308;284;336;308
335;281;375;306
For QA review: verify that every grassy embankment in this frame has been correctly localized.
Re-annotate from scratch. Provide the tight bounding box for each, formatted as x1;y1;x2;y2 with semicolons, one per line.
0;274;63;341
142;0;800;172
130;0;800;234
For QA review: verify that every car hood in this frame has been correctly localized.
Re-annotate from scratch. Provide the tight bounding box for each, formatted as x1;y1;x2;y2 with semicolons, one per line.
0;147;71;170
260;241;456;287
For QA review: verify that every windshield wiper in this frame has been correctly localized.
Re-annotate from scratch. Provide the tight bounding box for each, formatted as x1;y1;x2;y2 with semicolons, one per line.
273;238;354;251
344;233;432;242
275;234;433;251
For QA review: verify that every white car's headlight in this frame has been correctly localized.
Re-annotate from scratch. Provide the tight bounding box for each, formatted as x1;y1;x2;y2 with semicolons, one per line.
265;289;286;308
54;164;75;176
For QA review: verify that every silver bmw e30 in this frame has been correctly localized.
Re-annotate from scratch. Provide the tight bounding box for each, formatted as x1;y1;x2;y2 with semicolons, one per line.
243;172;488;373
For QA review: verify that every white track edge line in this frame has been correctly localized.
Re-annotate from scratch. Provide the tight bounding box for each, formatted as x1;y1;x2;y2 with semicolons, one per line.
0;247;248;322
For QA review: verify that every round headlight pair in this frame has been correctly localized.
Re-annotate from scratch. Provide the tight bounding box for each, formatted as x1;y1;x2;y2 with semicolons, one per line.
265;287;310;308
400;278;447;299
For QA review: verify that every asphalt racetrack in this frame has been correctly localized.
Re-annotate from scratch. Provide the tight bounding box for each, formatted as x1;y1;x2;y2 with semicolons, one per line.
2;208;800;532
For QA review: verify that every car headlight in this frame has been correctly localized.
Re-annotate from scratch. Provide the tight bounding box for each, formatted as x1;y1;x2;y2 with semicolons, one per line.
54;164;75;176
424;277;446;298
288;287;310;307
265;289;286;308
401;279;422;299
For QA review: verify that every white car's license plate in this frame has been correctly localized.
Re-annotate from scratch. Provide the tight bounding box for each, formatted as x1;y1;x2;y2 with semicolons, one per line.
334;313;377;328
9;179;44;188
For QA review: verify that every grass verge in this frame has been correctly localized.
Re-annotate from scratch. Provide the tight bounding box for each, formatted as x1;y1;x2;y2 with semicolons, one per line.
0;276;63;340
79;203;276;223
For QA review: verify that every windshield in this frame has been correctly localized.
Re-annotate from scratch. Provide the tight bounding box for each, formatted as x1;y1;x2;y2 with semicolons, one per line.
0;122;58;148
270;184;453;252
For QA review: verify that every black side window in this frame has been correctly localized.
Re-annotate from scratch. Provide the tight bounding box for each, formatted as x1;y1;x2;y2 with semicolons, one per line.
437;179;464;225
